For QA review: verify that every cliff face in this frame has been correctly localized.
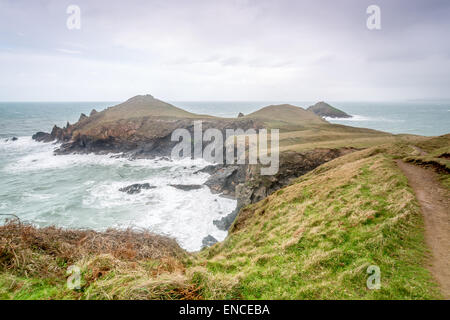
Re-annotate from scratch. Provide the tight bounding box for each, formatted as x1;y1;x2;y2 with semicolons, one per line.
205;147;357;230
307;101;351;118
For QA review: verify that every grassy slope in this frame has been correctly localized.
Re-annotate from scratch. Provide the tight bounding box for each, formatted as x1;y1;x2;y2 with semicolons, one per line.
245;104;326;125
2;137;448;299
192;145;442;299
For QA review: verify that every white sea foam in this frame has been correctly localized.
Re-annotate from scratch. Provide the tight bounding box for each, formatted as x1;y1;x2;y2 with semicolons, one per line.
3;137;211;174
325;115;405;123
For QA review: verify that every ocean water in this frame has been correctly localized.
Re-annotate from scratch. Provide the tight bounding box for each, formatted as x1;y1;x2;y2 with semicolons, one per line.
0;101;449;251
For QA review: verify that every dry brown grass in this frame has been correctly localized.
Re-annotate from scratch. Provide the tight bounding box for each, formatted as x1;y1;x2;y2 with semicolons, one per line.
0;220;202;300
0;220;185;277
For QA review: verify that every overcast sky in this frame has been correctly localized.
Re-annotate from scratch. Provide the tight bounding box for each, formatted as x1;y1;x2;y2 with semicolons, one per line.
1;0;449;101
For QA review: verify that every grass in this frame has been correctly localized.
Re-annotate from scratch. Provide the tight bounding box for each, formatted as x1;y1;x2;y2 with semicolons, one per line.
1;135;448;300
403;134;450;188
192;150;441;299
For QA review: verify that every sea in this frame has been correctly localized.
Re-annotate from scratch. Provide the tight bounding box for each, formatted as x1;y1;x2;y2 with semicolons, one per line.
0;101;449;251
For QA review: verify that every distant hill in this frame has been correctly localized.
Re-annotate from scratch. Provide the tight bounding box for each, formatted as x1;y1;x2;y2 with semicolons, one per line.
96;94;199;121
246;104;326;125
307;101;351;118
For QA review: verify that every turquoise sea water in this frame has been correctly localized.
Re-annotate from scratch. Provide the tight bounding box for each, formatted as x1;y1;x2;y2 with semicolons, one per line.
0;101;448;251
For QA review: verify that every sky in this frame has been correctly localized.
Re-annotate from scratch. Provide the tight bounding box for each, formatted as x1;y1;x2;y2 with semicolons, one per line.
0;0;449;101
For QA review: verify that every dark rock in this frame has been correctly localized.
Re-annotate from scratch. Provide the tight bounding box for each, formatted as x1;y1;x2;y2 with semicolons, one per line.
78;113;88;122
213;208;239;231
119;183;156;194
204;165;246;197
89;109;98;116
32;132;55;142
195;164;224;175
238;112;245;118
169;184;203;191
50;125;71;142
201;235;218;248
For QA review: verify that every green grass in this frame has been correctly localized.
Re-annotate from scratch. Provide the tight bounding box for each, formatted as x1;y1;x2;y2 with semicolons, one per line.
0;274;76;300
192;151;442;299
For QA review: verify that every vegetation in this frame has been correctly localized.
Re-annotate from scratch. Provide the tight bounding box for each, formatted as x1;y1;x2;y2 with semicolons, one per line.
307;101;351;118
1;135;448;300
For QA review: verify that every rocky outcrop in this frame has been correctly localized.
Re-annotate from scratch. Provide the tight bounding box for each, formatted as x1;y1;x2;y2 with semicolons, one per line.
170;184;203;191
78;113;88;122
238;112;244;118
119;183;156;194
204;165;246;198
32;132;55;142
201;235;218;248
208;148;357;230
307;102;351;118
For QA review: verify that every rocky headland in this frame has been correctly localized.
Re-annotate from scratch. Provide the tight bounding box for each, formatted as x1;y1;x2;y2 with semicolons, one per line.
31;95;368;244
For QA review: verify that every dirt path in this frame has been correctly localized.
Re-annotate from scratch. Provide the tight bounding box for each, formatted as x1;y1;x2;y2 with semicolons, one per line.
396;160;450;299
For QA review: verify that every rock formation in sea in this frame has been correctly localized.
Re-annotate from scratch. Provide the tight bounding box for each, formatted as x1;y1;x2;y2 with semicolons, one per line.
119;183;156;194
307;101;351;118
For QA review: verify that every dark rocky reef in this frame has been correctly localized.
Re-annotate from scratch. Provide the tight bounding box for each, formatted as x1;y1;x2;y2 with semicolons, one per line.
32;132;54;143
170;184;203;191
119;183;156;194
4;137;18;142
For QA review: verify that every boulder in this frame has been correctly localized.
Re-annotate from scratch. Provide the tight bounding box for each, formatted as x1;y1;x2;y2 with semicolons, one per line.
201;235;218;248
204;165;245;197
32;132;54;142
169;184;203;191
119;183;156;194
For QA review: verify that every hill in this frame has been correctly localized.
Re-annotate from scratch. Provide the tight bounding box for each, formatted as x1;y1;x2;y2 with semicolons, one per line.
96;94;200;120
308;101;352;118
246;104;326;126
